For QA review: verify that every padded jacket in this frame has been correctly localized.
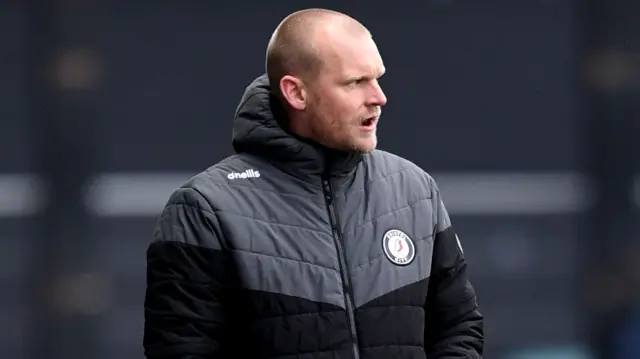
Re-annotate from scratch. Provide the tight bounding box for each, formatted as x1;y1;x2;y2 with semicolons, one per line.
143;74;484;359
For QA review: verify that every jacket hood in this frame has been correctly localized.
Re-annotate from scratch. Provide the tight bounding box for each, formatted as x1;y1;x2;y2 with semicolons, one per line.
232;74;362;179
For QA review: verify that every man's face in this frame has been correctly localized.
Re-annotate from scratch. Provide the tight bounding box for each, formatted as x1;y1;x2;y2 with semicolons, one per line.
303;33;387;153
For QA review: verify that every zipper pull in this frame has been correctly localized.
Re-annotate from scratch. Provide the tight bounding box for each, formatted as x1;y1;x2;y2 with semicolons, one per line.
322;179;332;201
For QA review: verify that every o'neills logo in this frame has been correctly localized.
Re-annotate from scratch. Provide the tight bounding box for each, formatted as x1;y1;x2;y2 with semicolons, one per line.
227;169;260;180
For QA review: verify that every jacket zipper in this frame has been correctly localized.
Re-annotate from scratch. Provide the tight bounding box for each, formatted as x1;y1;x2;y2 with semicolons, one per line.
322;176;360;359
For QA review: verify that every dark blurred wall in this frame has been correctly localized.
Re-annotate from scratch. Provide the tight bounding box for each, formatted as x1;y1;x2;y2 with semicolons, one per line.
0;1;637;359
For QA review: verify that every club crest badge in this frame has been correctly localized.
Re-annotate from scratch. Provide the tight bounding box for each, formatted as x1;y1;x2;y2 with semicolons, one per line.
382;229;416;266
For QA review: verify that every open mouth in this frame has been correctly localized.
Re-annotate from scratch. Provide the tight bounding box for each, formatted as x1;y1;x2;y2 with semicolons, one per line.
361;116;378;128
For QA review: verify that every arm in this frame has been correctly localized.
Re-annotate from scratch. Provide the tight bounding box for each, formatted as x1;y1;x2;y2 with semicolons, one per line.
424;179;484;358
144;187;229;358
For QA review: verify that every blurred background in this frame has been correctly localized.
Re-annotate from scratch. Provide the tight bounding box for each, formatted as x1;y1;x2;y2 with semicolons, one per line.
1;0;638;358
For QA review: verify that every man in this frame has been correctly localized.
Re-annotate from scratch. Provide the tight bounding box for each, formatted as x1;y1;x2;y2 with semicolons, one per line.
144;8;483;359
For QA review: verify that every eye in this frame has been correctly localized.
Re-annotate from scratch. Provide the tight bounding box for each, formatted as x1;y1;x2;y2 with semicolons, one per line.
349;77;367;87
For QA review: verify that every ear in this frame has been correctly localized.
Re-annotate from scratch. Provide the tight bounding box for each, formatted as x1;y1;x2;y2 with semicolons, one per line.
279;75;307;110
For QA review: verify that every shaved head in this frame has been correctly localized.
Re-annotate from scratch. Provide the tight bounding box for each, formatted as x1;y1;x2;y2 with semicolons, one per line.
265;8;370;97
264;8;386;154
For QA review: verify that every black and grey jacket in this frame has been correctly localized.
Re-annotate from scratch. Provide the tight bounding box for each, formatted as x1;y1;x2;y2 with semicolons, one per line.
143;74;484;359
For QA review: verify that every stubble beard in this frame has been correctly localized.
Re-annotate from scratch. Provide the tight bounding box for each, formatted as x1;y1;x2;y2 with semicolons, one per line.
350;130;377;154
308;101;377;154
329;120;377;154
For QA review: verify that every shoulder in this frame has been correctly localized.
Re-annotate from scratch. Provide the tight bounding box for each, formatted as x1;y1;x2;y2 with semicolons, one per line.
165;154;265;210
362;149;438;191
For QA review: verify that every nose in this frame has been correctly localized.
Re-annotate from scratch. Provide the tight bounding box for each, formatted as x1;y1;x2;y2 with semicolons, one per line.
369;80;387;107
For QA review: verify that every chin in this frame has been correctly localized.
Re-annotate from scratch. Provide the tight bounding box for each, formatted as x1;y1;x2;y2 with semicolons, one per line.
351;138;377;154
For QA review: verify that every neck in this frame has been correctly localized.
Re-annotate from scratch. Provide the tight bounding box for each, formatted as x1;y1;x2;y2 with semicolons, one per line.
284;109;313;139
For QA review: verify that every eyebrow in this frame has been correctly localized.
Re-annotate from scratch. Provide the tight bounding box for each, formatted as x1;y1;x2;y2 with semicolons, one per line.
347;68;385;82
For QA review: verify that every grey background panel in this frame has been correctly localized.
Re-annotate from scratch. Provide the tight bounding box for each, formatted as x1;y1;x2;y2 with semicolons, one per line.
455;216;580;280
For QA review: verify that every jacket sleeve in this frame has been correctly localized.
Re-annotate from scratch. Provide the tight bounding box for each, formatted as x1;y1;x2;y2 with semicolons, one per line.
424;178;484;358
143;187;229;358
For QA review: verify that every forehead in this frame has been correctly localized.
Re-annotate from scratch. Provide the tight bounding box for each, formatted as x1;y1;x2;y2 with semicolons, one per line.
319;34;384;78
